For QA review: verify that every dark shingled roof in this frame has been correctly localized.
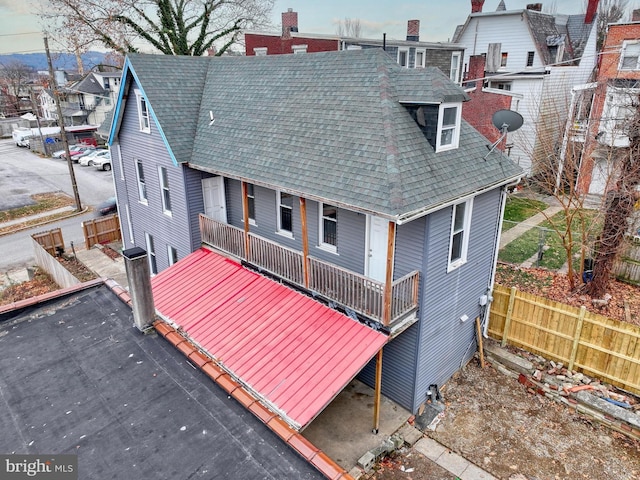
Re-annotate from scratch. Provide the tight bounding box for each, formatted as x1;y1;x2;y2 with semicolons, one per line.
73;72;108;95
119;49;522;220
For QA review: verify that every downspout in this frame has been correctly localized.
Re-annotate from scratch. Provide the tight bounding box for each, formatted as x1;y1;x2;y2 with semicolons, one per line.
483;179;520;337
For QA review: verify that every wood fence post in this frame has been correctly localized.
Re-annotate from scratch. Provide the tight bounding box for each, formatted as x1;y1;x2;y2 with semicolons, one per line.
568;306;587;371
501;286;517;347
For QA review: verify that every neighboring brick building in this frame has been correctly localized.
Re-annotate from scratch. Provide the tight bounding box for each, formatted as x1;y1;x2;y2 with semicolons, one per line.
462;54;518;151
568;13;640;194
245;9;466;83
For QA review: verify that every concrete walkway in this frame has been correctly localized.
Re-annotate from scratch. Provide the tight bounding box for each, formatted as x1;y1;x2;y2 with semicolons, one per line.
500;203;563;249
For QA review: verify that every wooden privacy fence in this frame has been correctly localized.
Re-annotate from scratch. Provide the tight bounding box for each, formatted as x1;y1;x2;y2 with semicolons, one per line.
613;236;640;286
32;228;64;256
82;214;121;249
488;284;640;396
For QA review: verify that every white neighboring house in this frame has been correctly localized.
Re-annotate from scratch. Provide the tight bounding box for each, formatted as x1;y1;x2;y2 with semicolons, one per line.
453;0;599;175
39;71;121;127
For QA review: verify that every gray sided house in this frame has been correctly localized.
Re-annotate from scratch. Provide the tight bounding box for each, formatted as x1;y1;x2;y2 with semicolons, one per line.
108;49;522;416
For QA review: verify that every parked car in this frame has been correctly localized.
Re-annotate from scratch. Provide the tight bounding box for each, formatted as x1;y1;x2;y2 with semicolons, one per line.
94;155;112;171
60;145;94;160
79;149;110;167
71;147;98;163
52;144;86;158
96;197;117;216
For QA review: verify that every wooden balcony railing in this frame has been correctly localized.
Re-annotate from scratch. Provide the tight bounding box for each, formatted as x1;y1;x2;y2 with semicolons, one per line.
248;233;305;285
199;214;419;325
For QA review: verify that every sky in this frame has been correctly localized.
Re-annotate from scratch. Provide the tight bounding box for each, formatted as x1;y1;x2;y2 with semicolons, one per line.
0;0;602;55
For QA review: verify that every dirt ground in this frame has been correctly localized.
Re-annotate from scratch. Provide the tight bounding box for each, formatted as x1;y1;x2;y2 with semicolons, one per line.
372;357;640;480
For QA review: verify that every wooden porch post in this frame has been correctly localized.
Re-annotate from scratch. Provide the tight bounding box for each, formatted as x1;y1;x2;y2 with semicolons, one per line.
241;181;250;261
382;221;396;326
373;349;383;433
299;198;309;288
374;220;395;432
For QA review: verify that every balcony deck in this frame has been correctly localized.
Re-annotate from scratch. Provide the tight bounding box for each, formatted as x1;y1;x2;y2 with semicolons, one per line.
199;214;419;330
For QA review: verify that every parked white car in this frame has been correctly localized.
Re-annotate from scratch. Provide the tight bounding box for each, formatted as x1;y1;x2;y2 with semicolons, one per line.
79;149;110;166
93;154;112;171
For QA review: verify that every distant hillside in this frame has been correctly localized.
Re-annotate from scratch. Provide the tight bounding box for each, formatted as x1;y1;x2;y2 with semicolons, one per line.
0;52;110;72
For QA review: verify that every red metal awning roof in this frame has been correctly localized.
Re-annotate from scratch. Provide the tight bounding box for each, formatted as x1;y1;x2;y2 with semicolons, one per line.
151;248;388;430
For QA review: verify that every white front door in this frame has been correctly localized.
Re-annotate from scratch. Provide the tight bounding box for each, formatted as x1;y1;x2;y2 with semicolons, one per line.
202;176;227;223
366;215;389;282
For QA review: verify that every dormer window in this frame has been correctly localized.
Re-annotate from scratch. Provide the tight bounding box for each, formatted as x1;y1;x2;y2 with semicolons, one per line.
436;103;462;152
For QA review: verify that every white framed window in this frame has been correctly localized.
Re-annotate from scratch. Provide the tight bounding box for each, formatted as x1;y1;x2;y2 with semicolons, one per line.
168;245;178;266
135;89;150;133
253;47;268;56
436;103;462;152
136;160;147;203
158;166;172;215
488;81;512;91
319;203;338;253
448;198;473;272
450;52;461;82
246;183;256;225
397;48;409;68
145;233;157;275
292;44;308;54
526;51;535;67
415;48;426;68
620;41;640;70
277;191;293;237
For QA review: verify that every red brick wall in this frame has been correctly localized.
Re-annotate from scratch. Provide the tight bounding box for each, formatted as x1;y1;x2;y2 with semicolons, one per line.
245;34;339;55
462;55;513;149
577;23;640;191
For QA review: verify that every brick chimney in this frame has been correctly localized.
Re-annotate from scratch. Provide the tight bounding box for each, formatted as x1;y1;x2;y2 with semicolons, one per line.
467;55;486;87
282;8;298;39
471;0;485;13
585;0;599;24
407;20;420;41
634;9;640;22
526;3;542;11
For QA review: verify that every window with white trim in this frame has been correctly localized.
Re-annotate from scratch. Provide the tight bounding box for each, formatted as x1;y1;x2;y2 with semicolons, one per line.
246;183;256;225
319;203;337;253
450;52;461;82
415;49;426;68
397;48;409;68
168;245;178;266
620;41;640;70
254;47;267;56
135;89;150;133
292;44;308;54
436;103;462;152
448;198;473;271
277;191;293;236
159;166;172;215
136;160;147;203
526;51;535;67
145;233;157;275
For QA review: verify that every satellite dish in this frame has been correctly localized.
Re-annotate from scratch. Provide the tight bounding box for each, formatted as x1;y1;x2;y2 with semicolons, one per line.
492;109;524;133
484;109;524;160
